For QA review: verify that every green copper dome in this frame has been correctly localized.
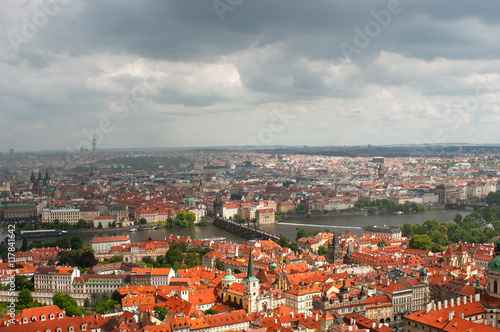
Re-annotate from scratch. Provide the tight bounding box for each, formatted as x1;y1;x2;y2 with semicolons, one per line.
222;269;237;282
419;268;427;277
185;197;195;203
269;262;277;270
488;255;500;272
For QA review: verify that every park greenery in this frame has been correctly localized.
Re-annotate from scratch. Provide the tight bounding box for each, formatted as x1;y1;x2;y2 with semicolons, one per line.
22;219;94;231
28;235;84;251
57;246;97;268
142;212;207;228
93;294;118;314
52;292;87;316
275;204;307;215
403;205;500;252
98;255;123;265
135;244;210;271
354;199;426;214
154;305;170;320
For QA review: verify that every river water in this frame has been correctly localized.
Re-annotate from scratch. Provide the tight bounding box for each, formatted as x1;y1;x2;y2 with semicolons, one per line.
19;208;463;247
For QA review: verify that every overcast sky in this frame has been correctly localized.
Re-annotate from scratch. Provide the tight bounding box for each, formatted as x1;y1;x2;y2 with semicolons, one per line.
2;0;500;152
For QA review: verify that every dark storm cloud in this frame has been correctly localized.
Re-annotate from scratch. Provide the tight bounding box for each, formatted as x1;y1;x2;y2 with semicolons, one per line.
2;0;500;150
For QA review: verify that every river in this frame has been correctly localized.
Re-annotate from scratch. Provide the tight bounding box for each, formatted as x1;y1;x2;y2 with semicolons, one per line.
17;208;464;247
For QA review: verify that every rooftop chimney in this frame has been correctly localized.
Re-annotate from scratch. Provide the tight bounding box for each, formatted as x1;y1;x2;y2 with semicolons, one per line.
437;302;441;310
426;303;432;313
443;300;448;309
474;293;480;302
449;311;454;321
450;299;454;307
457;297;461;306
469;295;473;303
459;312;464;319
463;296;467;304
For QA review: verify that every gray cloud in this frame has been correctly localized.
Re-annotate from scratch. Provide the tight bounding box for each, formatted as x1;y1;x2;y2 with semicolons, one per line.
1;0;500;151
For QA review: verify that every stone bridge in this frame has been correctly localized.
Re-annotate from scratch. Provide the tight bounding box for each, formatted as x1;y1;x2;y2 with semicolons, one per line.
213;217;280;241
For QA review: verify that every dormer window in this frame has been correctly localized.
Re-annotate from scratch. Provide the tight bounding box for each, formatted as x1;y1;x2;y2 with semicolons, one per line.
41;315;46;321
68;326;74;332
58;313;63;318
50;314;55;320
23;318;28;324
56;328;62;332
81;324;87;331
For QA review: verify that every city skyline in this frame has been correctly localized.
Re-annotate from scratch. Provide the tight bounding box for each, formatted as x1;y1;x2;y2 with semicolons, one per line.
2;1;500;152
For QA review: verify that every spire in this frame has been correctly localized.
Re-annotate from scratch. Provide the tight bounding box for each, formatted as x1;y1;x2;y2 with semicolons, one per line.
244;243;259;282
247;245;254;278
334;231;340;247
475;277;481;294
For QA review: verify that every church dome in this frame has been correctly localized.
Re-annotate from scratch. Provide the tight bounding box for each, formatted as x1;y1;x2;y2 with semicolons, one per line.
489;255;500;272
222;269;237;282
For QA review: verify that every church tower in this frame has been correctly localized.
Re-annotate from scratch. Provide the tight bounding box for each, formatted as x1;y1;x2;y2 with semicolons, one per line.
243;243;259;313
419;268;428;284
328;232;343;264
486;239;500;298
214;193;223;218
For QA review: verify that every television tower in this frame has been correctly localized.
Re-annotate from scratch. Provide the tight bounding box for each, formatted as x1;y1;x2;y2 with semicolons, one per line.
92;126;97;154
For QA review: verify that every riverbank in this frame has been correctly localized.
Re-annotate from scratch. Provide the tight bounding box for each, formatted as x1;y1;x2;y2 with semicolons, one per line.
276;205;447;221
60;225;137;236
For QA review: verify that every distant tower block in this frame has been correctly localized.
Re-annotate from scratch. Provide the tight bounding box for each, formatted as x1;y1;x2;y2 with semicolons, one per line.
9;149;14;155
92;127;97;154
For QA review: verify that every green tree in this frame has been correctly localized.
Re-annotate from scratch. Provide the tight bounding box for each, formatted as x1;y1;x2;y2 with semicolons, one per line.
15;275;34;291
70;235;83;250
57;251;76;266
203;308;218;315
453;213;463;223
296;228;308;241
154;305;169;320
409;235;433;251
18;289;33;307
52;292;84;316
185;253;200;268
109;255;123;263
55;236;71;249
296;204;307;214
277;235;290;248
401;223;414;238
98;222;103;229
21;236;29;251
290;242;299;252
216;260;225;271
84;298;91;307
165;246;183;269
77;251;97;268
139;218;147;225
317;245;328;257
423;219;440;232
377;240;389;248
